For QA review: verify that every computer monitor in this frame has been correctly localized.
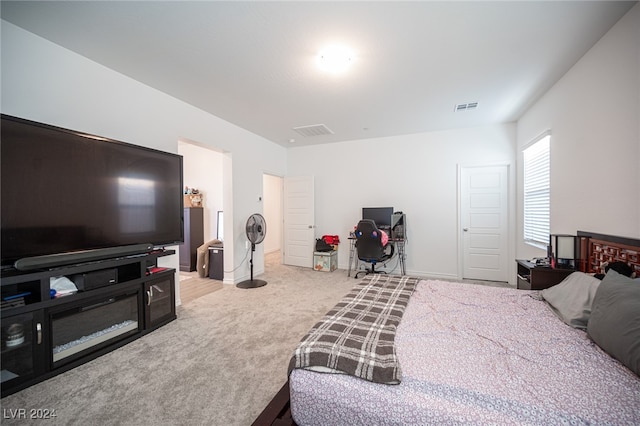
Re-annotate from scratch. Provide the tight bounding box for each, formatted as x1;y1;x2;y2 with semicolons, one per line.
362;207;394;228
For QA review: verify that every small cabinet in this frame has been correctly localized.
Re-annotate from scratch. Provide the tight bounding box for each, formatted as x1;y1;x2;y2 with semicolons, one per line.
516;259;574;290
179;207;204;272
144;274;176;331
1;310;46;391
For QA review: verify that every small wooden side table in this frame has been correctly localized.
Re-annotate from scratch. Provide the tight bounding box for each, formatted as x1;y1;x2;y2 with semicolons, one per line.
516;259;575;290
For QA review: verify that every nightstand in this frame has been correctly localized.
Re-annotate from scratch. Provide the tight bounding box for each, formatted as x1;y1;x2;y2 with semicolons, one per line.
516;259;575;290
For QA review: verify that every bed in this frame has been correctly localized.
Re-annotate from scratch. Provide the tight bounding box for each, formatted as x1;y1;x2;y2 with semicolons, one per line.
278;232;640;425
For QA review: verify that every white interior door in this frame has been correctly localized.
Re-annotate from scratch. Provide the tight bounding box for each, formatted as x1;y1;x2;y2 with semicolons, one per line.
283;176;314;267
461;165;509;282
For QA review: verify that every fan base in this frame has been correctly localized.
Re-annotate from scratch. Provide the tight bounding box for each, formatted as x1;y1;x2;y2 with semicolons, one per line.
236;279;267;289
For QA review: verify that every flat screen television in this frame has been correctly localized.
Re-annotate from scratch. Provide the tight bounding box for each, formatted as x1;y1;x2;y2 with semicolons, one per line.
362;207;394;228
1;114;184;270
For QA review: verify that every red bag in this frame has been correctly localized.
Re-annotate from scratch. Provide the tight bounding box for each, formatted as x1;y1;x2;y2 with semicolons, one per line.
322;235;340;245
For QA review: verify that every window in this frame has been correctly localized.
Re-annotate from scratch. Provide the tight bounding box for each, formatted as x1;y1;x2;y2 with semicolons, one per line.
523;134;550;247
216;211;224;241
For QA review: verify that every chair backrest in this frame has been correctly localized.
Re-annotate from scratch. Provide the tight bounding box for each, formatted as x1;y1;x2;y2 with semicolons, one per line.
355;219;386;262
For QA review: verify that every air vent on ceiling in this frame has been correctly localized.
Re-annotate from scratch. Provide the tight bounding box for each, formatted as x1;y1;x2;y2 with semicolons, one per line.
292;124;334;137
454;102;478;112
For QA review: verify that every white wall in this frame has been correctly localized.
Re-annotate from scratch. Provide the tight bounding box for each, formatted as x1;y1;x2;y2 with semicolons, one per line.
178;141;224;242
287;124;516;279
516;4;640;260
1;21;287;287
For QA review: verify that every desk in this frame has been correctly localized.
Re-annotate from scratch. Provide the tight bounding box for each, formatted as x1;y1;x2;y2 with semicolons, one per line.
348;237;406;277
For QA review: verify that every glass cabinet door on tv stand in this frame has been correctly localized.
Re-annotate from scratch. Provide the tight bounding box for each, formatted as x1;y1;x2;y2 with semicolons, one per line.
49;288;142;369
1;310;46;391
145;275;176;330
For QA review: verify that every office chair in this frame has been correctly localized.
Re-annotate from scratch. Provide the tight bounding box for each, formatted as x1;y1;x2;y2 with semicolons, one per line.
354;219;395;279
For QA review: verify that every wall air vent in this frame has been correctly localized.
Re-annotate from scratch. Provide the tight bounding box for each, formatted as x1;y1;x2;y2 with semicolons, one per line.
292;124;334;137
454;102;479;112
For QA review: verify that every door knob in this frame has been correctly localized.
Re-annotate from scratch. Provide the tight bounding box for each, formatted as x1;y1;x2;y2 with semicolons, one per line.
463;228;469;232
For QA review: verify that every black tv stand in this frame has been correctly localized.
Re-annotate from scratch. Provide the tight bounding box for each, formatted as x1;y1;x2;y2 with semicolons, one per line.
1;249;176;397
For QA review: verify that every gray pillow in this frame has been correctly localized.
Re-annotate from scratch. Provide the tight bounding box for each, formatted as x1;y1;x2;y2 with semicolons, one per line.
541;271;601;329
587;270;640;376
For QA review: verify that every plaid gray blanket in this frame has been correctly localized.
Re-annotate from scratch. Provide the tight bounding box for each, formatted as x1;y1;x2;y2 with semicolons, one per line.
288;274;420;384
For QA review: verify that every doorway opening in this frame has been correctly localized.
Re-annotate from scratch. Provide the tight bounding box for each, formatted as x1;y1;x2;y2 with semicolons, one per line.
263;174;283;270
177;140;229;305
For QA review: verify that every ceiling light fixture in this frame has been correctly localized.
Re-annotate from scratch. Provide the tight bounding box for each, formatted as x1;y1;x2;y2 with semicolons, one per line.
317;45;354;74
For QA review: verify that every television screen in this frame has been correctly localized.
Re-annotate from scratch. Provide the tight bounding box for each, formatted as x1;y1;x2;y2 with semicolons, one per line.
1;114;184;267
362;207;394;228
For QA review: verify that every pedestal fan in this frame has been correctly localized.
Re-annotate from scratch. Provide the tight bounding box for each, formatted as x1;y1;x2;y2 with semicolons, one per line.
237;213;268;289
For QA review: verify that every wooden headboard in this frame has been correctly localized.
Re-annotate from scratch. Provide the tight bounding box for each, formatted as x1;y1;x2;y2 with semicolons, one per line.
577;231;640;277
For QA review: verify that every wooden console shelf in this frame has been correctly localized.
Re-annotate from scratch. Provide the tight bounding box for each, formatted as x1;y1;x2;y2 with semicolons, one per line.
1;250;176;397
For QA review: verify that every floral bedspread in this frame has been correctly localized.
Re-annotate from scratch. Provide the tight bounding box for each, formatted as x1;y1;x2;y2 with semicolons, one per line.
290;280;640;425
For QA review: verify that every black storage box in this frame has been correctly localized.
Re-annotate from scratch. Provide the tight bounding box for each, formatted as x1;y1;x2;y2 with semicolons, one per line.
208;246;224;280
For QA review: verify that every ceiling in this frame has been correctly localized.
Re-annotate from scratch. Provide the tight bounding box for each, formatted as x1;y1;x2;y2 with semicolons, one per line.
1;1;636;147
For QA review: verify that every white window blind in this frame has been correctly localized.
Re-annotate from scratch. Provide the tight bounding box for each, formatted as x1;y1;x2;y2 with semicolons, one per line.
523;134;550;246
